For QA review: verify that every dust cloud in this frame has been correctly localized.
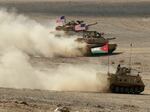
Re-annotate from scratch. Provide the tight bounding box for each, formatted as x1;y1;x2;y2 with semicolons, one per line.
0;49;111;92
0;8;85;57
0;8;113;92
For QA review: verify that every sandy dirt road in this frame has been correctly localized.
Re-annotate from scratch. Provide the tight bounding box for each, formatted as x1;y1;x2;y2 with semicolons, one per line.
0;88;150;112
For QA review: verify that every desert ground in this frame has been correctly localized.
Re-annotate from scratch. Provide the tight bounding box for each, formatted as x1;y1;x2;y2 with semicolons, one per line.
0;0;150;112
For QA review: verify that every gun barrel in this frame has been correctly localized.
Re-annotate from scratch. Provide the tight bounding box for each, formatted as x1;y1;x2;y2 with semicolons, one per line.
106;37;116;40
87;22;98;27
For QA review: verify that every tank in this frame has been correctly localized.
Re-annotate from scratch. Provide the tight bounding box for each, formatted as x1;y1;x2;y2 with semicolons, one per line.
108;64;145;94
56;20;97;32
76;31;117;55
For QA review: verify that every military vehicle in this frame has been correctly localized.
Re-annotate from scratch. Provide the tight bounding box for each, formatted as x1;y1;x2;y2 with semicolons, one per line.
55;17;117;55
107;64;145;94
76;31;117;55
56;20;97;32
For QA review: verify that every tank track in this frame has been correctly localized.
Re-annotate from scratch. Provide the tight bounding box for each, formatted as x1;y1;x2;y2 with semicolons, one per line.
111;86;144;94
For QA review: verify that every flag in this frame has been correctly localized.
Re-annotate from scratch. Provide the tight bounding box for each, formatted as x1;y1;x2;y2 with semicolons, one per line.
91;43;109;54
56;16;66;26
101;42;109;52
75;24;87;31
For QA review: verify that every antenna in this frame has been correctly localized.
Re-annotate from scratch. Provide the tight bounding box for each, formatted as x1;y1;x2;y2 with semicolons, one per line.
108;54;110;74
129;43;133;69
107;42;109;74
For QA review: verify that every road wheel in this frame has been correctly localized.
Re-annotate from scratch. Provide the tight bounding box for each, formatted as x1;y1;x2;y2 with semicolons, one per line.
124;87;129;93
111;86;115;92
139;87;144;92
129;87;134;94
115;86;119;93
120;87;124;93
134;87;138;94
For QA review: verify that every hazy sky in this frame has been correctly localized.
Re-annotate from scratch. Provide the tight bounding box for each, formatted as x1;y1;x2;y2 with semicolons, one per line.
1;0;150;2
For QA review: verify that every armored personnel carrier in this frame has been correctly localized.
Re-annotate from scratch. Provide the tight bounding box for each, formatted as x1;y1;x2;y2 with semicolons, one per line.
76;31;117;55
107;64;145;94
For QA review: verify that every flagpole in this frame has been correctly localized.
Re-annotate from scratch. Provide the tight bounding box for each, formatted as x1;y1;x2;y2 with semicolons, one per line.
129;43;132;69
108;53;110;74
107;42;109;74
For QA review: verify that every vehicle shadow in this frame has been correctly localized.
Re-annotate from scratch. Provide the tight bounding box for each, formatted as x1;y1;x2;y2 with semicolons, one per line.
88;52;123;57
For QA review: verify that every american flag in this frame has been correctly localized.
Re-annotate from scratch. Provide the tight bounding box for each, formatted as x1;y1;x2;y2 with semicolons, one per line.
75;24;87;31
56;16;66;26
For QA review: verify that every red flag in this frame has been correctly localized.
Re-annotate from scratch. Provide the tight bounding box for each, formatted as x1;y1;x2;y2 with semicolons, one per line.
101;43;109;52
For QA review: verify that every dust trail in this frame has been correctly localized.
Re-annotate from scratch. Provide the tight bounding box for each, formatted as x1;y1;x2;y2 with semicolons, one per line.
0;48;113;91
0;8;86;57
0;8;114;92
38;63;112;92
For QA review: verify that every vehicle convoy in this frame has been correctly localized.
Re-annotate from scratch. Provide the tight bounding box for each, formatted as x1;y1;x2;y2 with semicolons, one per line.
55;16;117;55
107;64;145;94
76;31;117;55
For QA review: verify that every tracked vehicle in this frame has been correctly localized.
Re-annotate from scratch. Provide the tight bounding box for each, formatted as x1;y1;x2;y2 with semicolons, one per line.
56;20;97;32
76;31;117;55
108;64;145;94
